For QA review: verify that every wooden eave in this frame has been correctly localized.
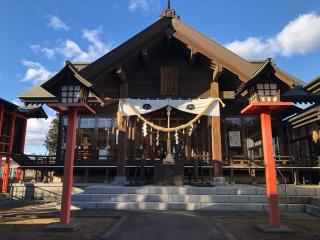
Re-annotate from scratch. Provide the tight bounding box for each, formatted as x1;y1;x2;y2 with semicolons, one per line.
18;84;55;101
288;105;320;128
42;62;92;91
171;18;257;82
80;17;173;79
304;76;320;93
236;59;303;97
0;97;47;118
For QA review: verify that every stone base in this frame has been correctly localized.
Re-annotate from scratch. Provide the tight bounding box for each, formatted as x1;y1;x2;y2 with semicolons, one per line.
110;176;127;186
43;221;82;232
211;177;228;186
255;224;295;233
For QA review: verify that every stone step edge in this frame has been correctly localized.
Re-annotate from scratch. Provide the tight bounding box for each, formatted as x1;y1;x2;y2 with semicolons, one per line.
71;202;305;212
305;204;320;217
83;190;318;196
74;193;309;197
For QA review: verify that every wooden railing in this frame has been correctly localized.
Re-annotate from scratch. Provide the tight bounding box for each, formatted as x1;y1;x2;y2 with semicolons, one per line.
223;154;319;167
12;153;320;168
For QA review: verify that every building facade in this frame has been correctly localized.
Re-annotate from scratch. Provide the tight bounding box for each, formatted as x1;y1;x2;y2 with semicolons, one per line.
17;7;319;185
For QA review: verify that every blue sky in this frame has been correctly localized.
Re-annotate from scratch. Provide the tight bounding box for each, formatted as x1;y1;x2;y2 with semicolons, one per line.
0;0;320;154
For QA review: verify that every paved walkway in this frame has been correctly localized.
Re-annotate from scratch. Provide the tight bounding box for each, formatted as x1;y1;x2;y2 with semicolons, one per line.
103;211;228;240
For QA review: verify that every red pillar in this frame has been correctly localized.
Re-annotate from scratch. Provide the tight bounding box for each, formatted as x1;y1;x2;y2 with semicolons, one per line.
260;112;281;228
0;104;4;136
0;104;4;155
1;114;16;193
16;118;27;181
60;107;77;224
20;118;27;153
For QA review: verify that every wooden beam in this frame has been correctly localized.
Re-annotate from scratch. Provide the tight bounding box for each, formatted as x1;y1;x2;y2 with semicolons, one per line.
211;62;222;82
116;66;126;82
141;49;149;65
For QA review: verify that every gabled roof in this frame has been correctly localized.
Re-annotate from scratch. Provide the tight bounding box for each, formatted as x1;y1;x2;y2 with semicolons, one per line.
80;15;261;83
42;61;92;90
19;10;302;102
19;84;55;99
251;58;304;86
0;98;47;118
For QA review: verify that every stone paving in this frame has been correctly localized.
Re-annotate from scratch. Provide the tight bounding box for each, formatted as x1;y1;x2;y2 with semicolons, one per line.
1;199;320;240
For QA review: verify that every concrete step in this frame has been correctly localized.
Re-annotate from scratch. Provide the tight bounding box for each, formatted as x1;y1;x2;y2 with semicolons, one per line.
72;201;305;212
310;197;320;207
72;193;310;204
83;185;320;196
305;204;320;217
83;186;266;195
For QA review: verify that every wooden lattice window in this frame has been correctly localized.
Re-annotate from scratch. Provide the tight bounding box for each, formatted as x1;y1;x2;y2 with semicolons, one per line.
160;67;178;96
257;83;278;102
61;85;80;103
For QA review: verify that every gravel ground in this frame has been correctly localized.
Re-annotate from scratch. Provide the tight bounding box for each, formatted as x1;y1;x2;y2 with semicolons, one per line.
216;217;320;240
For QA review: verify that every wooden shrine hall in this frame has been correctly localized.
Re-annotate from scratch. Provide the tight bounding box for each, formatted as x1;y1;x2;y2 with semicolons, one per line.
16;5;319;188
0;98;47;193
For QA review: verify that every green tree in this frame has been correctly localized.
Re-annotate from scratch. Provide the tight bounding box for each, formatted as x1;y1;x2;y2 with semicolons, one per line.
44;114;59;155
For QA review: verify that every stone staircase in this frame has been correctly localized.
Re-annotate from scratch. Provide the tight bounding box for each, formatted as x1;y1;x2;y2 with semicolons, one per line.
305;196;320;217
71;185;320;212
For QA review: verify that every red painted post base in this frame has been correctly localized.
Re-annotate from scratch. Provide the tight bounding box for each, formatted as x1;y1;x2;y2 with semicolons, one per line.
1;156;10;193
241;102;292;229
260;112;281;228
60;108;77;224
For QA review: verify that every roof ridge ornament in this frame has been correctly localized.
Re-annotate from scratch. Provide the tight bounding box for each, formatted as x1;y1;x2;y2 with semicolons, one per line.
160;0;179;18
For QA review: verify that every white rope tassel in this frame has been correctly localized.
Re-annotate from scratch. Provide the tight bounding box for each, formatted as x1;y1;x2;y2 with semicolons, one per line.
156;131;159;146
142;122;147;137
174;130;179;144
188;124;193;136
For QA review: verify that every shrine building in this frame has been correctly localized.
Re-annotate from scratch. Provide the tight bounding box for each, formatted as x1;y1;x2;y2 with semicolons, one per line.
13;5;319;186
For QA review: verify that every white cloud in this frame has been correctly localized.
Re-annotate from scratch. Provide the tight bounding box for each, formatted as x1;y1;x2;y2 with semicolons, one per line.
41;47;56;59
30;26;112;62
225;37;278;60
225;12;320;59
46;15;70;31
25;116;54;155
57;26;112;62
276;13;320;56
30;45;55;59
21;59;53;85
128;0;157;12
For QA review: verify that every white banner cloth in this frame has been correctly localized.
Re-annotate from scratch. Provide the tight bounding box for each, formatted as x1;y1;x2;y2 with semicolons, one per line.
119;98;220;116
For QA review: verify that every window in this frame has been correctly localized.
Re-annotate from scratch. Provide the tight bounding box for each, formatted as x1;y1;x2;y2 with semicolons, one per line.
257;83;278;102
160;67;178;96
61;85;80;103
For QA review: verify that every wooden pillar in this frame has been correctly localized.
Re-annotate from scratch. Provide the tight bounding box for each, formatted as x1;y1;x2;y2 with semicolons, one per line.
210;82;223;177
1;114;16;193
260;112;281;228
60;107;77;224
117;117;127;176
185;134;192;161
150;131;155;161
201;117;207;159
117;82;128;177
